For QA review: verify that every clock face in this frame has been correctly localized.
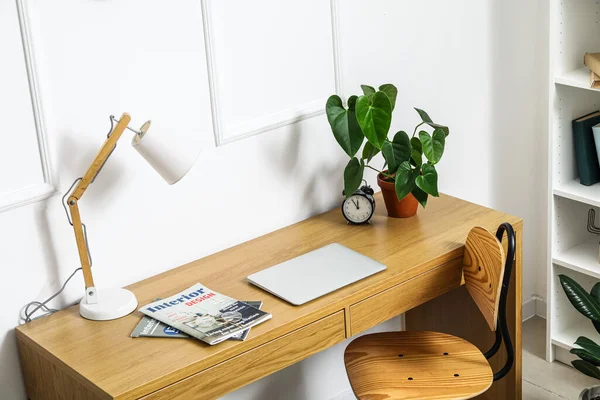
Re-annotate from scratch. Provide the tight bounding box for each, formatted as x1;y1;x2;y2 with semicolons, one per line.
343;194;374;224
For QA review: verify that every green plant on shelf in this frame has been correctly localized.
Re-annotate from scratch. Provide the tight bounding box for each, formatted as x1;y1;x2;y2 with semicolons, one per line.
559;274;600;379
325;84;450;207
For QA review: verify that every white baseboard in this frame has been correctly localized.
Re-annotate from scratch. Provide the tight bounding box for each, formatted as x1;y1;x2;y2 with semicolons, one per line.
523;296;547;321
535;297;547;319
523;298;536;322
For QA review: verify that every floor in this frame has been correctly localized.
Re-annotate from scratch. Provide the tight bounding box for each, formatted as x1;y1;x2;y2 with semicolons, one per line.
523;316;598;399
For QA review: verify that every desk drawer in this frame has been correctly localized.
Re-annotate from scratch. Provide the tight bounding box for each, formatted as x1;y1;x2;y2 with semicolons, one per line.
350;258;463;336
141;311;346;400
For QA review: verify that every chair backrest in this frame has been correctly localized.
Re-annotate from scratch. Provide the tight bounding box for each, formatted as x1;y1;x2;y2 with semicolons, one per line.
462;226;506;331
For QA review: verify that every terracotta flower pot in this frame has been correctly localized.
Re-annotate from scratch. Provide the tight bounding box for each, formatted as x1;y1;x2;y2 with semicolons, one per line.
377;173;419;218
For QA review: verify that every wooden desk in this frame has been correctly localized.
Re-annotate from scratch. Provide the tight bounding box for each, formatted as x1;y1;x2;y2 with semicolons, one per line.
16;193;522;400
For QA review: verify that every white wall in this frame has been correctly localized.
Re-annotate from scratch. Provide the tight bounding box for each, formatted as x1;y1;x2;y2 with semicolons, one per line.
0;1;547;399
0;0;53;212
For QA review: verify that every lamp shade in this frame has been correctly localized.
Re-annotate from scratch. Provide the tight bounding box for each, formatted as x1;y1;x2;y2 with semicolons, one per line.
131;121;199;184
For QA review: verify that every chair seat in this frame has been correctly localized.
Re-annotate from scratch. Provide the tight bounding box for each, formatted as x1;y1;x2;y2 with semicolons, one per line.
344;331;493;400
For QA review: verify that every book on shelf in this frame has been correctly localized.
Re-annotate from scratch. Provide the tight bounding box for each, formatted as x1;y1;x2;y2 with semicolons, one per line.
138;283;272;345
584;53;600;78
591;70;600;89
573;111;600;186
132;300;263;341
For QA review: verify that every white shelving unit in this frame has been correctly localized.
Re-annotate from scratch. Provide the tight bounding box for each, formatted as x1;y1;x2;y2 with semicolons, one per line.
552;318;599;351
554;179;600;208
555;68;598;92
547;0;600;365
553;239;600;279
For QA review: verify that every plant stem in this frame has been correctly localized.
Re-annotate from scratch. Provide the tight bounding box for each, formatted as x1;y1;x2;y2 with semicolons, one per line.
412;121;426;138
365;164;382;174
365;164;393;179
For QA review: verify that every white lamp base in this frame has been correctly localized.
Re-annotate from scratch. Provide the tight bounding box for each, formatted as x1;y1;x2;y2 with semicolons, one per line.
79;287;138;321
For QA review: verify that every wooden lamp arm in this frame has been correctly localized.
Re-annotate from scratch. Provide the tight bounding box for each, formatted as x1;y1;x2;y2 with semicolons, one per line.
66;113;132;303
71;113;131;201
68;201;95;290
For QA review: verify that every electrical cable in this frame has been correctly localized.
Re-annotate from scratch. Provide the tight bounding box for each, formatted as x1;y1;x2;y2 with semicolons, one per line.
22;267;82;323
21;116;117;323
22;177;96;322
22;177;96;323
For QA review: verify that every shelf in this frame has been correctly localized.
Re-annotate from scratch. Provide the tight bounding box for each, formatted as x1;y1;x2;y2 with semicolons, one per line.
554;180;600;208
553;239;600;279
552;319;600;350
555;68;600;92
547;0;600;365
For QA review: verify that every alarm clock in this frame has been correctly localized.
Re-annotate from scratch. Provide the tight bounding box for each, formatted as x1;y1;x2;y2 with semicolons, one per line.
342;182;376;224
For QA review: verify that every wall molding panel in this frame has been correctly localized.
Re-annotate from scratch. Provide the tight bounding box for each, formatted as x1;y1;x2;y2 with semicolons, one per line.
330;0;343;102
0;1;54;213
202;0;342;146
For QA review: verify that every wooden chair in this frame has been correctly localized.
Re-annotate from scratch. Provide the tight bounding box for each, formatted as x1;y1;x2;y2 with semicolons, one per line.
344;223;516;400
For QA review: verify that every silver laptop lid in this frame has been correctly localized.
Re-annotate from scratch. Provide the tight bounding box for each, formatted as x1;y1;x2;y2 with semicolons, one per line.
247;243;387;305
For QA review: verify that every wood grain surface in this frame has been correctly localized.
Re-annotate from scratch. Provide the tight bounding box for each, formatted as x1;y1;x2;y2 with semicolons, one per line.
344;331;493;400
16;193;522;400
68;112;132;290
68;199;95;288
463;226;505;331
350;258;463;335
71;113;131;200
406;228;523;400
18;339;109;400
142;311;345;400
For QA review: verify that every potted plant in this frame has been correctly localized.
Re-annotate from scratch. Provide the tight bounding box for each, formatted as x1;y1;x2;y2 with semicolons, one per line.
558;273;600;398
325;84;449;218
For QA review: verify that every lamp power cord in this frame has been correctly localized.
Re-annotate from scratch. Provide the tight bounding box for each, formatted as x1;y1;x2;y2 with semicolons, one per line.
21;177;94;323
21;117;118;323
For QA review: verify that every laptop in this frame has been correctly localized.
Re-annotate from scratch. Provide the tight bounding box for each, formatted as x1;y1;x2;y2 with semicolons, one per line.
247;243;387;305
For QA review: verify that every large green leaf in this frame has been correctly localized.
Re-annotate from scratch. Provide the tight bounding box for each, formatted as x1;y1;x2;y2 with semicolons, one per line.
344;157;364;198
382;131;411;173
356;92;392;149
572;337;600;366
348;95;358;109
413;108;449;136
559;274;600;322
410;137;423;167
428;122;450;136
381;141;395;172
362;141;380;163
395;161;417;200
572;360;600;379
379;84;398;111
360;85;376;100
412;185;428;208
411;150;422;167
419;129;446;164
591;283;600;302
416;163;439;197
575;337;600;357
414;107;433;123
571;348;600;366
411;137;422;153
591;283;600;334
592;320;600;336
325;95;364;157
392;131;412;162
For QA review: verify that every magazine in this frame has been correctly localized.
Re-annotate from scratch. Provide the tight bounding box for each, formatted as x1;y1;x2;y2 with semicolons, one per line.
131;300;263;341
138;283;272;345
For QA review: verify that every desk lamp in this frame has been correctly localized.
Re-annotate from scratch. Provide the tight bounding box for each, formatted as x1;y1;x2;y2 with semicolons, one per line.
65;112;197;321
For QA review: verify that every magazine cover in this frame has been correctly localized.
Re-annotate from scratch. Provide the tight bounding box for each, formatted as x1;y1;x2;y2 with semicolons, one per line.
131;300;263;341
138;283;271;345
